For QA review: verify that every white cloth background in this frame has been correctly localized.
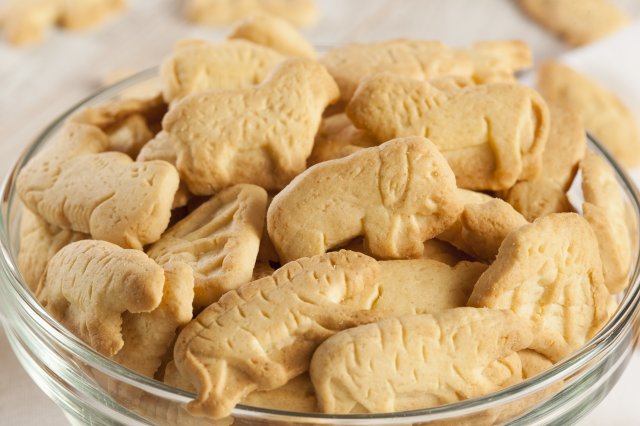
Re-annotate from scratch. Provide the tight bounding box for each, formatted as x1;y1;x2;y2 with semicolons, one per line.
0;1;639;424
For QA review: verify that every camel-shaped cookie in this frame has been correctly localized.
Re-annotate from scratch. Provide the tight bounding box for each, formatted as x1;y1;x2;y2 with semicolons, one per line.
268;137;462;263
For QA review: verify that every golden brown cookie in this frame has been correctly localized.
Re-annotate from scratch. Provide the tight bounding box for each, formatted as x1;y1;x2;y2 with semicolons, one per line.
173;250;382;419
112;262;194;377
581;152;633;293
468;213;610;362
228;12;316;58
439;190;528;261
159;39;285;103
309;308;532;414
518;349;554;379
184;0;318;27
372;259;488;316
16;123;179;249
347;75;550;190
518;0;629;46
321;39;531;103
537;61;640;167
163;58;339;194
136;131;191;209
268;137;462;262
242;373;317;412
18;208;87;291
36;240;165;356
147;184;267;308
503;104;585;221
308;113;378;165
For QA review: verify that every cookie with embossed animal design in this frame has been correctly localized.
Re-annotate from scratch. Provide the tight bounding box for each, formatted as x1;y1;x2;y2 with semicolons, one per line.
268;137;462;263
310;308;532;413
347;74;550;190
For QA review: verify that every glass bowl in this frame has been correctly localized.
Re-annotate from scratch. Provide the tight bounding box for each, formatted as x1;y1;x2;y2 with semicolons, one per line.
1;69;640;426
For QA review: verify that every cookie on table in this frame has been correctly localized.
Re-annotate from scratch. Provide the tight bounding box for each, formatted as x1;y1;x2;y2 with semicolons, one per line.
1;0;126;45
184;0;318;27
228;12;316;58
518;0;629;46
537;61;640;167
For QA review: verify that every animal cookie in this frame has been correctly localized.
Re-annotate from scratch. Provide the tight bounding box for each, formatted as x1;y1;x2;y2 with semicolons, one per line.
308;113;378;165
113;262;194;377
70;93;167;157
503;104;585;221
159;39;285;103
183;0;318;27
243;373;317;412
518;350;554;379
147;184;267;308
228;12;316;58
468;213;610;362
309;308;532;414
163;58;340;194
321;39;532;103
16;123;179;249
137;131;191;208
438;190;528;261
18;209;86;291
537;61;640;167
0;0;125;45
373;259;488;316
581;152;633;293
267;137;462;263
173;250;382;419
518;0;629;46
36;240;165;356
347;74;550;190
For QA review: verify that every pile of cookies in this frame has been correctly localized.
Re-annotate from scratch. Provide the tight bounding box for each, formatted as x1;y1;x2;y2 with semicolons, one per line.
16;12;637;423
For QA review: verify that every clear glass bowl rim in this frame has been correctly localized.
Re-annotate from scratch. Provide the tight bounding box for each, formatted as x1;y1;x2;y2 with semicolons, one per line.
1;67;640;423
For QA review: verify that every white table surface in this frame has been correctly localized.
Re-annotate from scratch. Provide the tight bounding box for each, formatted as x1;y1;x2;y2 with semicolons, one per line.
1;0;640;424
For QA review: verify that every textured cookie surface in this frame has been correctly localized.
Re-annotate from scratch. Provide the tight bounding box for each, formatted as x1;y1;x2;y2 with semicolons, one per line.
310;308;532;413
36;240;165;356
268;137;462;262
18;209;87;291
348;75;549;190
518;0;629;46
173;250;382;419
228;12;316;58
184;0;318;27
468;213;610;361
537;61;640;167
308;113;378;165
16;123;179;249
503;104;585;221
242;373;317;412
439;190;528;261
321;39;531;103
147;184;267;308
373;259;487;316
159;39;285;103
164;58;339;194
581;152;633;293
113;262;194;377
